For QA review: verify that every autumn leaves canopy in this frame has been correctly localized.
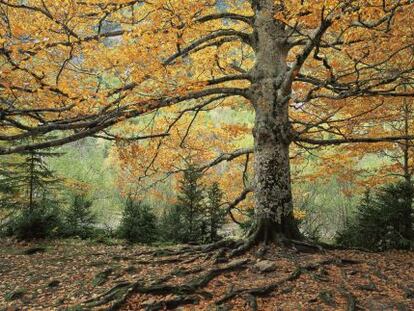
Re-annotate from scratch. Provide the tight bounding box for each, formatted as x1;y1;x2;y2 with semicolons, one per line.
0;1;412;151
1;0;414;240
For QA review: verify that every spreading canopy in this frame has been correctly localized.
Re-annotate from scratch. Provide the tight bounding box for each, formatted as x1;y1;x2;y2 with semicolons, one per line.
2;1;414;241
1;0;413;153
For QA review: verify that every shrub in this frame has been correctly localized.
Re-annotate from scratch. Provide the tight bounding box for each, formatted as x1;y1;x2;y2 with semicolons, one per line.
336;181;414;250
63;193;96;239
118;198;157;244
3;198;62;240
159;204;186;243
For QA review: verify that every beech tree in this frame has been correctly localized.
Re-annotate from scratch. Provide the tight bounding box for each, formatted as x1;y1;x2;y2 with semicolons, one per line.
1;0;414;248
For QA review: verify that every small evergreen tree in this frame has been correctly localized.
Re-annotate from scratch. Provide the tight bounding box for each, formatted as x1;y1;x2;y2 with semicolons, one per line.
159;205;186;243
0;150;60;211
118;198;157;244
159;164;210;244
3;196;62;240
176;164;205;243
64;192;96;239
204;182;226;242
1;149;63;240
337;182;414;250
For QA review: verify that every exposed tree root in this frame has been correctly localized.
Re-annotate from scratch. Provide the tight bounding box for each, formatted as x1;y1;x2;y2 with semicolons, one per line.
338;286;357;311
141;295;200;311
81;258;249;310
215;258;361;306
80;237;361;310
215;267;302;305
245;294;258;311
229;231;324;258
149;239;240;258
82;281;132;308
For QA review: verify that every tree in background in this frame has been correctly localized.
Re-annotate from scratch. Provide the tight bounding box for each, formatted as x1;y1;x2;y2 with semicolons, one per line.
159;205;186;243
204;182;226;243
64;192;96;239
3;195;62;240
160;167;228;244
0;150;63;239
118;198;157;244
337;182;414;250
175;164;206;243
0;150;60;211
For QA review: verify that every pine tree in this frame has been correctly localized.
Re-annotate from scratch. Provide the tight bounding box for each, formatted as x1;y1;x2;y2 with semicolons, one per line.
159;205;186;243
118;198;157;244
204;182;226;243
0;150;60;211
337;182;414;250
64;192;96;239
1;149;63;240
176;164;205;243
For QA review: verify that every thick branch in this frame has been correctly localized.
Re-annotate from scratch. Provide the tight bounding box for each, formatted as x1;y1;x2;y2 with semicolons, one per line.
296;135;414;146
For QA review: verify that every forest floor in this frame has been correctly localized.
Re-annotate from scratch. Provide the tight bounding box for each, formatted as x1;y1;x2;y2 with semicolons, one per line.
0;238;413;311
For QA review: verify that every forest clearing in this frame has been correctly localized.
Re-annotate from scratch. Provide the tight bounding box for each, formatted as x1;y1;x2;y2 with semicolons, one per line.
1;0;414;310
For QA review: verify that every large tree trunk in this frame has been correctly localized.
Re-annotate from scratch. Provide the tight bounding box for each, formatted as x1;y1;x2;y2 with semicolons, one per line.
249;0;301;243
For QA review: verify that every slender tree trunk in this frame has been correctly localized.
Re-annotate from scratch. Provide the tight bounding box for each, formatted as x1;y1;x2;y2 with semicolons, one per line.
249;0;301;243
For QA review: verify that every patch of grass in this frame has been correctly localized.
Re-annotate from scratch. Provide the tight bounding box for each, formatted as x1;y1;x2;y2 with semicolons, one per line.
21;246;47;255
4;288;27;301
0;247;21;255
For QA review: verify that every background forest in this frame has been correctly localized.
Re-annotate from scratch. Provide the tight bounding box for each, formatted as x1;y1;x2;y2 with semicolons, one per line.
1;109;413;249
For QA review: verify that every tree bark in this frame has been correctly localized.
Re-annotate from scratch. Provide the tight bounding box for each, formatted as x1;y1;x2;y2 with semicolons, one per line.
249;0;301;243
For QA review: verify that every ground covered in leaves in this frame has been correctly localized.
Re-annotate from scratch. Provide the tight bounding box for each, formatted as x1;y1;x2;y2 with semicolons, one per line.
1;238;413;311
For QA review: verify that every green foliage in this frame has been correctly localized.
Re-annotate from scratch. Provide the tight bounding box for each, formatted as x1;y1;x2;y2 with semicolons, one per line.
204;182;226;243
0;159;19;210
160;167;227;244
336;182;414;250
48;139;123;225
292;179;358;242
3;197;62;240
0;150;60;210
160;165;206;244
159;204;186;243
0;148;65;240
176;165;206;243
4;288;27;301
118;198;157;244
63;193;96;239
